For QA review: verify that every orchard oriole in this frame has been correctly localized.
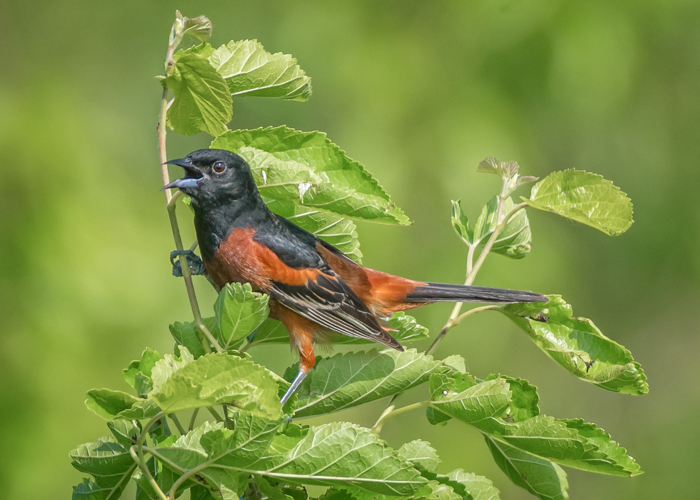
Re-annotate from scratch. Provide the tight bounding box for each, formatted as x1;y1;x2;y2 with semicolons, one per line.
164;149;547;404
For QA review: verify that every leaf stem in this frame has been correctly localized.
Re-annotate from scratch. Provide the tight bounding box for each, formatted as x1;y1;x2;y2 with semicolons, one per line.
371;401;428;434
206;406;224;422
168;413;186;435
188;408;199;431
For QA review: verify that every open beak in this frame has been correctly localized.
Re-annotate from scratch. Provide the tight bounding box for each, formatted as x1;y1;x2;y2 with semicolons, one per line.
162;158;204;190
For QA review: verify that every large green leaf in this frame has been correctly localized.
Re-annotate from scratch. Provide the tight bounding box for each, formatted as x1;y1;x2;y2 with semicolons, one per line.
209;40;312;100
525;169;633;236
485;437;568;500
70;437;137;500
215;283;270;350
261;422;426;495
292;348;449;418
251;312;427;347
472;196;531;259
210;127;409;225
499;295;648;395
163;53;232;136
264;197;362;263
428;374;641;476
149;352;282;419
155;421;425;497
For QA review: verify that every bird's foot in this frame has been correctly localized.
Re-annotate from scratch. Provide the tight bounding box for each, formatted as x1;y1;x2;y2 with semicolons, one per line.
170;250;206;277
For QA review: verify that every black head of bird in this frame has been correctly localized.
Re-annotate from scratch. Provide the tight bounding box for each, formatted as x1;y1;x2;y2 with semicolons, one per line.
163;149;260;210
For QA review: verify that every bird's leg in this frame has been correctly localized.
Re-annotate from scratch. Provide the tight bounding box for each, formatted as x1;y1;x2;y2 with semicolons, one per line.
280;330;316;405
170;250;206;277
280;369;309;405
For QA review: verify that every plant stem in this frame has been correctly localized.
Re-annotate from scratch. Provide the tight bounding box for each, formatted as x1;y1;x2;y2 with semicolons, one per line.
158;28;213;355
130;412;167;500
129;447;167;500
206;406;223;422
371;401;428;434
374;191;528;429
168;413;186;435
188;408;199;431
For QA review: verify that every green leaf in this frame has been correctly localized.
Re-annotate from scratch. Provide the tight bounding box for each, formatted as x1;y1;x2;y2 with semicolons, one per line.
429;374;640;476
176;11;213;43
253;476;298;500
485;437;569;500
484;374;539;422
85;389;159;420
149;352;282;419
429;377;511;428
210;127;409;225
85;389;140;420
261;422;426;495
398;440;441;473
158;421;424;497
478;158;520;179
264;197;362;263
209;40;312;100
445;469;501;500
164;53;232;136
151;347;195;393
70;437;137;500
292;348;450;418
472;196;531;259
123;348;162;395
215;283;270;350
169;321;207;358
251;312;427;346
561;419;642;476
451;200;473;245
525;169;633;235
500;295;649;395
107;420;139;448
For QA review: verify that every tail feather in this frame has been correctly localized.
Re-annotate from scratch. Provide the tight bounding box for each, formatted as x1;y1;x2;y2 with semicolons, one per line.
404;282;547;304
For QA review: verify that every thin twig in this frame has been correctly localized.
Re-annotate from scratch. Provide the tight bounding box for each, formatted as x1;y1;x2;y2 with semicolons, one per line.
158;30;212;355
206;406;224;422
188;408;199;431
168;413;186;435
371;401;428;434
130;412;167;500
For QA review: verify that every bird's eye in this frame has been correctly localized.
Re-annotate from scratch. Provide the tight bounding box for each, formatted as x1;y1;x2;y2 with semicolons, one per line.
212;161;226;174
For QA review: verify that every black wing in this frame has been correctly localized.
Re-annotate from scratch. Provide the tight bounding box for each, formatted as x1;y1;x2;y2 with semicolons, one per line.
256;215;402;350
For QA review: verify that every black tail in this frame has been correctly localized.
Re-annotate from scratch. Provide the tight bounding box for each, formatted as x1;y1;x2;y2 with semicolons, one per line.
404;282;547;304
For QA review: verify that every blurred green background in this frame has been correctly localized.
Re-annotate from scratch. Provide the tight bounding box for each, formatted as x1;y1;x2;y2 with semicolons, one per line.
1;0;699;498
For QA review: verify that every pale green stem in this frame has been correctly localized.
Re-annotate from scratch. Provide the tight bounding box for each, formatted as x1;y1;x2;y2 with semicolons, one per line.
207;406;223;422
188;408;199;431
130;412;166;500
168;413;186;435
371;401;428;434
159;28;213;356
129;447;167;500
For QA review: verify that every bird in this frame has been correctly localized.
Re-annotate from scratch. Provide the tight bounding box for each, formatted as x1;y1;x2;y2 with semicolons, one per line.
163;149;547;405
